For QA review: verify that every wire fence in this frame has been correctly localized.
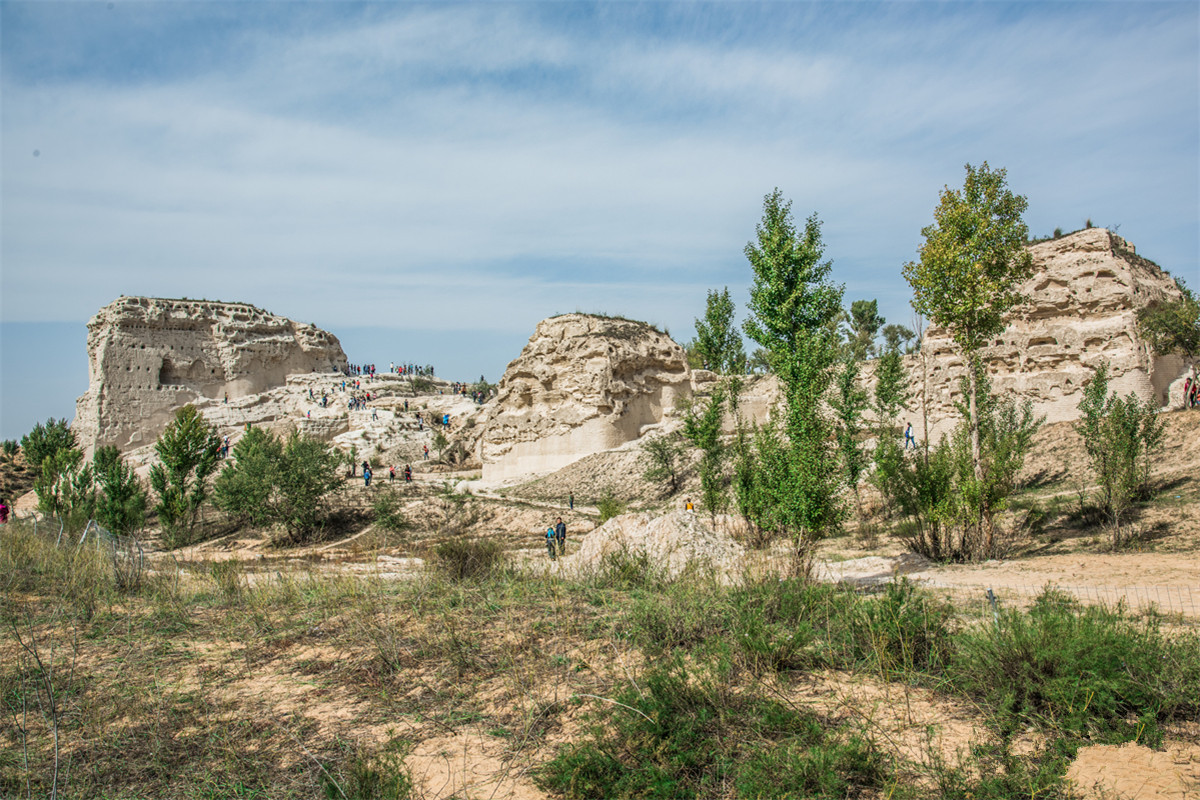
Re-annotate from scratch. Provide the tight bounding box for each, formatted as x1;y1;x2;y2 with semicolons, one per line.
918;581;1200;620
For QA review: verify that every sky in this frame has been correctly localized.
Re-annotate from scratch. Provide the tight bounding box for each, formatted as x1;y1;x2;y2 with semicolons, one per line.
2;1;1198;440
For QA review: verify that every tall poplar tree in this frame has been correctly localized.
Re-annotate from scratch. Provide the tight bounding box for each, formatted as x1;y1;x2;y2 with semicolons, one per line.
692;287;745;373
902;163;1033;552
743;189;845;566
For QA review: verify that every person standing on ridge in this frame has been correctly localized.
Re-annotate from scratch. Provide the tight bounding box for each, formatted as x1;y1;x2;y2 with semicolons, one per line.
546;525;558;560
568;492;574;511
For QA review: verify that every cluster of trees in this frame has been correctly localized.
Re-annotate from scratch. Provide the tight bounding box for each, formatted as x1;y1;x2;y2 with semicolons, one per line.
653;161;1193;564
25;405;347;548
22;419;147;536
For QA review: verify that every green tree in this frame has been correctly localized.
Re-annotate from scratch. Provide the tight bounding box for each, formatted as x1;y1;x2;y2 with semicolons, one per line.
93;445;148;536
875;365;1041;561
902;162;1033;552
743;189;846;567
873;348;908;424
641;432;687;496
431;430;449;462
21;418;77;477
681;385;728;520
1137;280;1199;362
881;324;915;354
1075;363;1166;545
34;447;95;529
848;299;885;360
215;429;344;543
214;427;282;527
831;357;869;506
272;432;345;543
692;287;746;373
149;405;221;545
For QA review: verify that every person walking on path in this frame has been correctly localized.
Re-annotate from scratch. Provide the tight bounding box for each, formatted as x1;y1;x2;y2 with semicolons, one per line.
554;517;567;556
423;444;429;460
363;467;372;488
568;492;574;511
904;422;916;450
404;464;412;482
685;498;694;512
0;499;9;524
546;526;558;560
389;465;396;482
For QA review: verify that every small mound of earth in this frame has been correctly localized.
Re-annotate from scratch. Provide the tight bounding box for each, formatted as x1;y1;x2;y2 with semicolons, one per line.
1066;741;1200;799
562;510;744;582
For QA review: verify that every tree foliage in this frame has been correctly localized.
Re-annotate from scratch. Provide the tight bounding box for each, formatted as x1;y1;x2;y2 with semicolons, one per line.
681;385;728;519
21;418;77;477
830;358;869;501
692;287;746;374
902;162;1033;554
34;446;95;529
641;432;687;496
1136;280;1199;361
743;189;846;563
874;365;1042;561
1075;363;1166;545
93;445;148;536
873;348;908;424
215;428;344;543
149;405;221;545
848;299;885;360
881;324;915;354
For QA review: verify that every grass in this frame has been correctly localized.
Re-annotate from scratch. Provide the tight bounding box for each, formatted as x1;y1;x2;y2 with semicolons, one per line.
3;517;1198;798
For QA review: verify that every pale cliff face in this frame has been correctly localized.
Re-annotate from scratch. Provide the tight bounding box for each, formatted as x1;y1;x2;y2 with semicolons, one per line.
74;297;347;452
881;228;1188;440
478;314;691;481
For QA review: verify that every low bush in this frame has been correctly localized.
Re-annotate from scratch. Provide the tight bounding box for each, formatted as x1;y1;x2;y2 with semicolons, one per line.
432;537;504;581
538;660;888;799
595;493;625;524
948;587;1200;746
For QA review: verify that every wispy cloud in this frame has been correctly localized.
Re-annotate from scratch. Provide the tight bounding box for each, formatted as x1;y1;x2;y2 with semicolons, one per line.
2;0;1196;349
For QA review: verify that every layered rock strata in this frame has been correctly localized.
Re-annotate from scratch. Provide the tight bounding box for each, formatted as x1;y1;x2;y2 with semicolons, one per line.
478;314;691;481
74;297;347;451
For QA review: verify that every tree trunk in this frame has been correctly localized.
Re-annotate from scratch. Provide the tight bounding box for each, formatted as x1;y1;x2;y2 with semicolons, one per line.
967;357;989;555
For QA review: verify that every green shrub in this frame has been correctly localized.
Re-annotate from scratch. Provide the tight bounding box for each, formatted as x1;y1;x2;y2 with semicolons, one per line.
322;747;412;800
371;489;409;534
948;588;1200;745
595;493;625;524
590;548;665;592
1075;362;1166;545
538;660;887;799
432;537;504;581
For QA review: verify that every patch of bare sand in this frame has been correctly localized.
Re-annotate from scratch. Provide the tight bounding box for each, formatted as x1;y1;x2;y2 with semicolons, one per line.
1067;740;1200;800
775;669;992;773
408;729;549;800
910;552;1200;617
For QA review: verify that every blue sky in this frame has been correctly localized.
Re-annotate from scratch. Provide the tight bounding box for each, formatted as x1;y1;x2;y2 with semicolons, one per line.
2;1;1198;440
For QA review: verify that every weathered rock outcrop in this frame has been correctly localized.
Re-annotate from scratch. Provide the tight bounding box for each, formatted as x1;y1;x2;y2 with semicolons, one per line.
896;228;1188;439
477;314;691;481
74;297;347;451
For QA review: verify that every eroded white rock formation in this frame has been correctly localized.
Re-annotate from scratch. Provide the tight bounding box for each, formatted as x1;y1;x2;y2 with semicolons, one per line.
477;314;691;481
74;297;347;451
889;228;1188;439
